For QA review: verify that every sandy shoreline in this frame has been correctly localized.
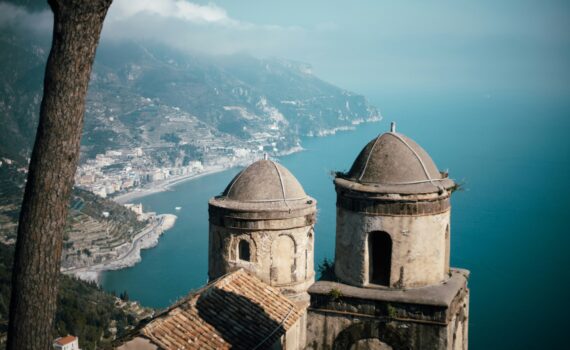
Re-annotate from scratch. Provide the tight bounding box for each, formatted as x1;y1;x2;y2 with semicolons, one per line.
113;165;227;204
92;116;381;207
62;214;177;283
112;146;310;205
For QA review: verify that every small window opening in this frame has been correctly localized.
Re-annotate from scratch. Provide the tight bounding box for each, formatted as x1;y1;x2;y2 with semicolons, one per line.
238;240;251;261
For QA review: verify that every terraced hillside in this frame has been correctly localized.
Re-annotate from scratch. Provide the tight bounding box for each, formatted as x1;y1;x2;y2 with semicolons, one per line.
0;162;148;270
61;189;149;270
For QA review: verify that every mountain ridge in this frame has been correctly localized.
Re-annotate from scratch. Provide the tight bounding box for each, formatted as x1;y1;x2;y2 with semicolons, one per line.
0;35;379;167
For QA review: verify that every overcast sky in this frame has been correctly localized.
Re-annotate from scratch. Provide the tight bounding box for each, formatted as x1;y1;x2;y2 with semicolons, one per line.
2;0;569;96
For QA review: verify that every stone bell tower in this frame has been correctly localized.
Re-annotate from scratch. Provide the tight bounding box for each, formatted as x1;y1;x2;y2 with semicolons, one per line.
208;158;317;306
334;122;455;288
306;123;470;350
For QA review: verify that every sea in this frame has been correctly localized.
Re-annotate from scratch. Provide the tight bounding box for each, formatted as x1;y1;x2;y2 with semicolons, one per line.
101;91;570;349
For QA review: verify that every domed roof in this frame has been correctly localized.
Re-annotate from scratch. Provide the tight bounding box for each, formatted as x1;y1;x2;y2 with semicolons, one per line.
222;159;308;202
338;126;454;194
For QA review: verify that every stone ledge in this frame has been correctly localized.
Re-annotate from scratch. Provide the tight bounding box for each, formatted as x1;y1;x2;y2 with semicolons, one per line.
309;268;469;308
209;200;317;221
334;177;455;195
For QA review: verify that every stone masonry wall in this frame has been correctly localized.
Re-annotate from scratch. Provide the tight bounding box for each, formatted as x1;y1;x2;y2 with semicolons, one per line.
209;223;315;303
335;208;450;288
305;287;469;350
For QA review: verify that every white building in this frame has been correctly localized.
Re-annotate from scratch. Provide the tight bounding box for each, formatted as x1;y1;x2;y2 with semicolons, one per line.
53;335;80;350
125;203;144;216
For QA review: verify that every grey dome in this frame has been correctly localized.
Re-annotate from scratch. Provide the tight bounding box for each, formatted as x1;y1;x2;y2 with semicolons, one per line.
338;131;455;194
223;160;307;202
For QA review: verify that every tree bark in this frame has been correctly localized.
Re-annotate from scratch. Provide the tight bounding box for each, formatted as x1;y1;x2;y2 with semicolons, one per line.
7;1;112;349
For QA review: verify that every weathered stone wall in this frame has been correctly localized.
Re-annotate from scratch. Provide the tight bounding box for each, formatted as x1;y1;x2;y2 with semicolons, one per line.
280;310;307;350
334;207;450;288
448;290;469;350
305;307;447;350
305;284;469;350
209;222;315;304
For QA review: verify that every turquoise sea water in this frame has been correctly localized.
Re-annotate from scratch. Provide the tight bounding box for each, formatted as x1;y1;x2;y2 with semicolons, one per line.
101;92;570;349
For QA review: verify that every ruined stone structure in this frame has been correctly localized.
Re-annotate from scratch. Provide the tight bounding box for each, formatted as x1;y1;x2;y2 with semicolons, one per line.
116;124;470;350
208;159;317;306
306;124;470;349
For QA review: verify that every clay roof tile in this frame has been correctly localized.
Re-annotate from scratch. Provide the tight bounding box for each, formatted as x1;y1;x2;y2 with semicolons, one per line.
120;269;302;350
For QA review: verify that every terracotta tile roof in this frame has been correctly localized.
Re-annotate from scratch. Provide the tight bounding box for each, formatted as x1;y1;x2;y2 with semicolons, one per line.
127;269;302;350
54;335;77;345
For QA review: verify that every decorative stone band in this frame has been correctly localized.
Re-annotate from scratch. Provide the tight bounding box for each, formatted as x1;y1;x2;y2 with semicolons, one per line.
336;188;451;216
209;204;317;230
334;177;455;196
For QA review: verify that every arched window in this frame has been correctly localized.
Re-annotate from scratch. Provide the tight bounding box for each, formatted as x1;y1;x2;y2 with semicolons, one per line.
368;231;392;286
271;235;295;284
238;240;251;261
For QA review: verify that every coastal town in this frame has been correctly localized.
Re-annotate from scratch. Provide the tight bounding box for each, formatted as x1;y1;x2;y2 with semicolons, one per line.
75;98;306;200
74;146;206;199
1;106;378;290
74;145;263;201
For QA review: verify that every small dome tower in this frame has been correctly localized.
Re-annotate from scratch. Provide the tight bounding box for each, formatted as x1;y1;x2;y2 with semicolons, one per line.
208;159;317;304
334;123;455;288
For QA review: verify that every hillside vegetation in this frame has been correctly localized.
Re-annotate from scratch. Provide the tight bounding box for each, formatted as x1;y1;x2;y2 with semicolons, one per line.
0;243;147;349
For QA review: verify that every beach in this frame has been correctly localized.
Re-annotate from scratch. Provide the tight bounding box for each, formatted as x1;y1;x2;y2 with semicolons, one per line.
113;166;227;204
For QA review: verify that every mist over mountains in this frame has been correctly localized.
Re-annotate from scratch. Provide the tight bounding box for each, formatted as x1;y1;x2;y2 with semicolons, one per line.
0;1;379;166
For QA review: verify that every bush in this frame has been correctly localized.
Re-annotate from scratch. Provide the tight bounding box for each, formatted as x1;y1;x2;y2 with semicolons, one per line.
317;257;337;281
328;288;343;301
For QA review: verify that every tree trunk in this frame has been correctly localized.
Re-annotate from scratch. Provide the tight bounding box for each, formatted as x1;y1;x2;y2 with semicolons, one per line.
7;1;112;349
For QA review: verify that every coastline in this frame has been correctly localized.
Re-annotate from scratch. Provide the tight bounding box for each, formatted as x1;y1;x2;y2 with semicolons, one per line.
67;119;382;283
62;213;177;283
113;165;227;204
110;119;385;206
66;147;307;283
112;145;309;205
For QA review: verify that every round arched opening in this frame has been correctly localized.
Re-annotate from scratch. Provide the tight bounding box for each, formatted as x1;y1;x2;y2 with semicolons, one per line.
350;338;393;350
333;321;403;350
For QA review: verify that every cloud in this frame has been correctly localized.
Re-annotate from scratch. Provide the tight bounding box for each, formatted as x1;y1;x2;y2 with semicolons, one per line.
0;2;52;33
101;0;310;57
0;0;315;59
108;0;232;24
5;0;563;93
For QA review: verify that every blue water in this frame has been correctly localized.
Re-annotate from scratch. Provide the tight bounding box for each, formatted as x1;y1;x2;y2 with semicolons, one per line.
101;91;570;349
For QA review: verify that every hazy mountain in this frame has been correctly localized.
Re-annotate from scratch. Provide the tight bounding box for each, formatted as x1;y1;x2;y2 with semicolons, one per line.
0;26;379;165
0;5;379;264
